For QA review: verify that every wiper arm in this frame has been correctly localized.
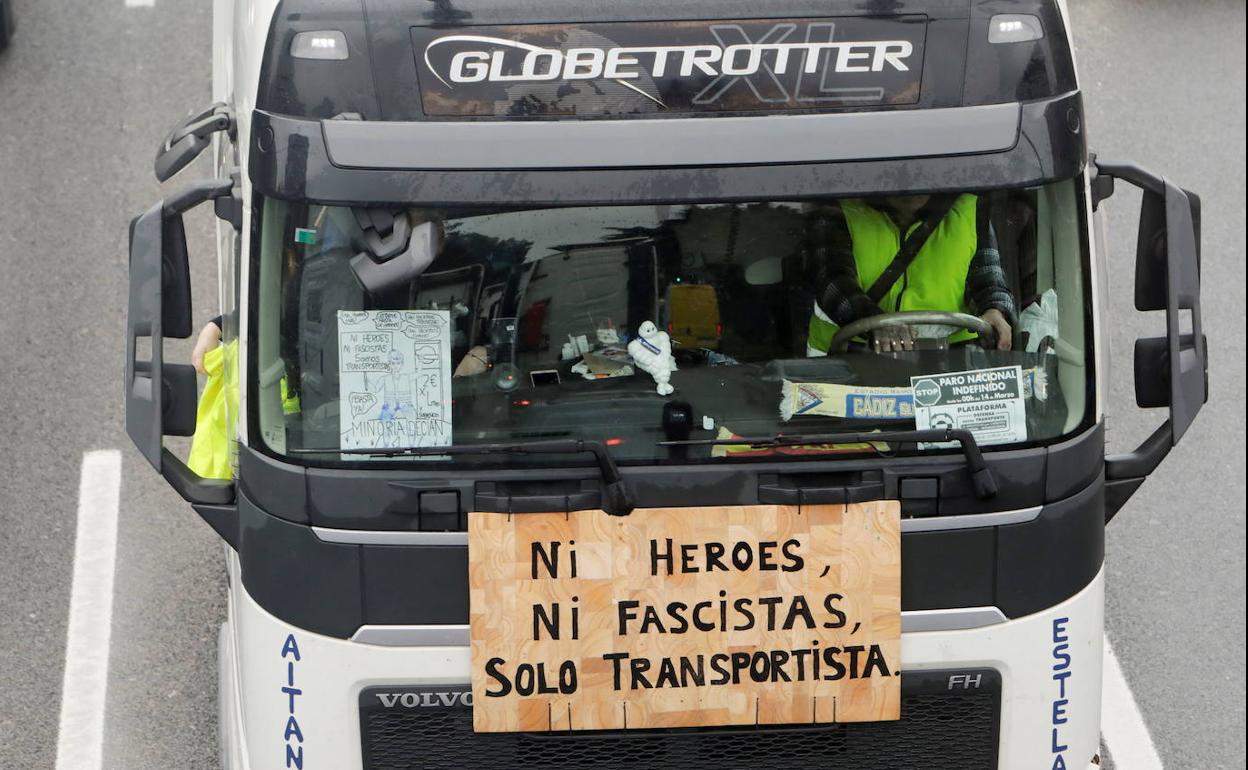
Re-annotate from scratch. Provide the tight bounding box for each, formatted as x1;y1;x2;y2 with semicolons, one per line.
659;429;998;499
336;439;635;516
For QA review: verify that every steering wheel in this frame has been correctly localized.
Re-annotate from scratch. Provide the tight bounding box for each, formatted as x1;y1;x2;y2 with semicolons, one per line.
827;310;994;355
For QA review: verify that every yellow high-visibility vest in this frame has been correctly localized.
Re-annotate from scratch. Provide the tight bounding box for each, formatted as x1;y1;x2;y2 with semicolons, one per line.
187;342;236;480
808;194;979;354
188;341;299;480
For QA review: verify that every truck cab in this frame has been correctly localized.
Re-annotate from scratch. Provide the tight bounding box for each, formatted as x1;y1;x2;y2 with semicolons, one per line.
126;1;1207;767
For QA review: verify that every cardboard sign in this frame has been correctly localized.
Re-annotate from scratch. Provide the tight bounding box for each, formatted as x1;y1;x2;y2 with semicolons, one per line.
910;365;1028;446
468;503;901;733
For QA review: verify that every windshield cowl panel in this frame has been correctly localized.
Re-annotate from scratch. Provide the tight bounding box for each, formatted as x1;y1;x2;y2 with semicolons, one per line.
250;181;1093;470
247;422;1105;531
250;95;1085;205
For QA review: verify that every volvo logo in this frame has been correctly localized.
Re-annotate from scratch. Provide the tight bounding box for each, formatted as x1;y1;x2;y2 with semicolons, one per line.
375;691;474;709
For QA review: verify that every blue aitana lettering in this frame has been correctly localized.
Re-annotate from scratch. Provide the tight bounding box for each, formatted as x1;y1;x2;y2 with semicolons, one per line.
282;634;305;768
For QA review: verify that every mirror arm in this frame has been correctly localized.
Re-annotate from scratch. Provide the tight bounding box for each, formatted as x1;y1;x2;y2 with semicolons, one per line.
1088;153;1116;210
154;103;235;183
1093;157;1165;196
1105;421;1173;481
174;111;234;145
213;170;243;230
160;449;239;548
160;448;236;506
164;177;234;216
1103;421;1174;523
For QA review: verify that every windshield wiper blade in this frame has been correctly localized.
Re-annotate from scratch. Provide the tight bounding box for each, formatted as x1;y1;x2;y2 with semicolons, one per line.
335;439;635;516
659;429;998;499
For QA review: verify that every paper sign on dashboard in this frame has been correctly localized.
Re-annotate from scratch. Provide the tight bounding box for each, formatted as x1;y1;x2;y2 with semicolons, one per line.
337;310;452;452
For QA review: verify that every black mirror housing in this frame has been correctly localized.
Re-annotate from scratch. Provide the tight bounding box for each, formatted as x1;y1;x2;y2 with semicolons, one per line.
125;180;238;509
126;202;171;470
126;203;195;458
1134;186;1203;315
159;214;194;339
1133;191;1169;312
1095;158;1208;520
1133;337;1171;410
1159;180;1205;442
162;364;200;437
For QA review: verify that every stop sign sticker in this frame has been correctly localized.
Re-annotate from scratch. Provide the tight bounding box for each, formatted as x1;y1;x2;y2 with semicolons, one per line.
912;378;942;407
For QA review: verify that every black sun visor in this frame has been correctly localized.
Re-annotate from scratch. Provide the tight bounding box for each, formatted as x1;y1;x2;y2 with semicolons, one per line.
256;1;1076;122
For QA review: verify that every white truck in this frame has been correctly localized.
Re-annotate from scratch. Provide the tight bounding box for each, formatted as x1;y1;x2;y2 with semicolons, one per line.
125;1;1206;767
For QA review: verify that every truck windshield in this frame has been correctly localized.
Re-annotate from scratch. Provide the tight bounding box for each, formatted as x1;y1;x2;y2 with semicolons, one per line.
251;180;1092;464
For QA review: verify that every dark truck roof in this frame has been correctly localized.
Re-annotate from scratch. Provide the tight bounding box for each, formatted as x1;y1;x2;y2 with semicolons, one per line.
257;0;1076;121
248;0;1084;205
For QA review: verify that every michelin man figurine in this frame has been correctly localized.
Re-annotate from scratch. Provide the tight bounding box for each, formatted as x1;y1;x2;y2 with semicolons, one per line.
628;320;677;396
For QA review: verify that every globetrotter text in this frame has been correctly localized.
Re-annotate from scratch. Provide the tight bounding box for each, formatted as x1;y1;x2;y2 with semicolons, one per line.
426;35;915;88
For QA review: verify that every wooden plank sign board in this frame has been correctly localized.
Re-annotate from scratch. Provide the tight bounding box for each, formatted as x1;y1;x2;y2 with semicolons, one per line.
468;502;901;733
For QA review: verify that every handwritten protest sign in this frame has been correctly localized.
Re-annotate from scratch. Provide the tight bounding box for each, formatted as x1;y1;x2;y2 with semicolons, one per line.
337;310;452;451
468;502;901;733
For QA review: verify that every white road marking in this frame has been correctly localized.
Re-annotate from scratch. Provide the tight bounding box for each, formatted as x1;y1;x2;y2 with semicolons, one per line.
1101;638;1165;770
54;451;123;770
124;0;155;7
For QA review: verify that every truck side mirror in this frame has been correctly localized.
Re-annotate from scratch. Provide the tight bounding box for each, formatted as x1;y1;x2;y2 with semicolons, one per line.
154;103;235;183
1094;159;1208;519
125;179;237;507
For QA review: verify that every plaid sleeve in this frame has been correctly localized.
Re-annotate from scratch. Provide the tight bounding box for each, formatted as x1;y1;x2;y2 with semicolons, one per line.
965;222;1016;324
810;208;881;326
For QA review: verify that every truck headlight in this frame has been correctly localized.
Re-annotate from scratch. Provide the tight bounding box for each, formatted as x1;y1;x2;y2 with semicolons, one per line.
291;30;349;60
988;14;1044;44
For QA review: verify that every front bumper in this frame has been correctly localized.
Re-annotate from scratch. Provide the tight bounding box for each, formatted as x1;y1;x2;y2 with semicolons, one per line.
221;555;1103;770
358;670;1000;768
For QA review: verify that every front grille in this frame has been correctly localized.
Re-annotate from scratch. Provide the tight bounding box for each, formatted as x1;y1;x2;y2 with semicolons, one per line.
360;670;1000;770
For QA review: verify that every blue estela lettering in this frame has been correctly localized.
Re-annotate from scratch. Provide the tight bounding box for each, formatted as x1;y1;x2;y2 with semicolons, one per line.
1050;617;1071;769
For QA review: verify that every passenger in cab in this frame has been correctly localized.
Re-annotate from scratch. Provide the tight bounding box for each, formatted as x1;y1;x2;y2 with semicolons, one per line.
807;193;1015;355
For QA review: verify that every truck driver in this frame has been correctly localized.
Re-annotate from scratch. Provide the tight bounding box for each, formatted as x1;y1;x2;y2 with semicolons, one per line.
807;193;1015;355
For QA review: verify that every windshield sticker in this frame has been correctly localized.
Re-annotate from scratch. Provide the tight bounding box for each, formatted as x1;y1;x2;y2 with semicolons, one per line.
1022;366;1050;402
780;380;915;422
337;310;452;452
910;366;1027;447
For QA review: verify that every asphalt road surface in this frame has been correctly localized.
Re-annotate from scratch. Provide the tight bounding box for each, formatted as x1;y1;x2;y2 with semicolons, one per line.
0;1;1243;768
